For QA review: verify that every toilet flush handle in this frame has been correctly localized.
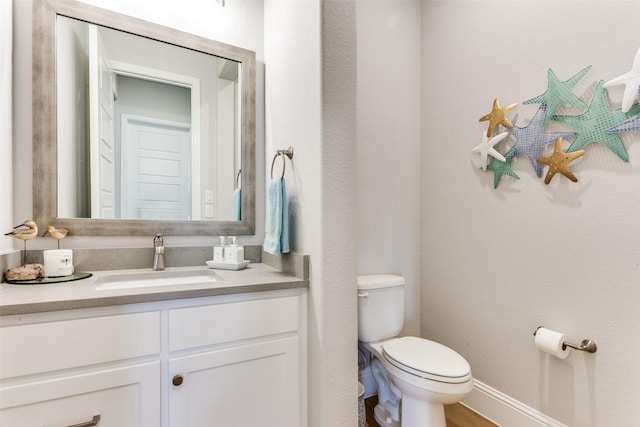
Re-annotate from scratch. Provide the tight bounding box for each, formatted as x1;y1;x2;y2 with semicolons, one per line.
358;292;369;298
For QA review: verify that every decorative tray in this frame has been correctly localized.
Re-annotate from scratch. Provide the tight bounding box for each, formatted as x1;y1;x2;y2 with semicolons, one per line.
205;260;250;271
5;272;93;285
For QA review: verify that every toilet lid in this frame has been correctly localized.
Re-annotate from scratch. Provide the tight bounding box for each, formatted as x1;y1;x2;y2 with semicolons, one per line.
357;274;405;290
382;336;471;383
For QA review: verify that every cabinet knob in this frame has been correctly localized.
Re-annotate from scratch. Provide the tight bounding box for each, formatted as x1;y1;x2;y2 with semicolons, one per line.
172;374;184;387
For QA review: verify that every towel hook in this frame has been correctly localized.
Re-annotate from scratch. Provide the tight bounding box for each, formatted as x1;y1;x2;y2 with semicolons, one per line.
270;147;294;179
236;169;242;188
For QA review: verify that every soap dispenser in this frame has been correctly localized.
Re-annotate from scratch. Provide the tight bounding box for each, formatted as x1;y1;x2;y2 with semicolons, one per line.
224;236;244;264
213;236;226;262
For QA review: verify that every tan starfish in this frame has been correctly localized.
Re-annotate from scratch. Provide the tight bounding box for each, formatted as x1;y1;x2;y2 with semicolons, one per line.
537;137;585;185
479;98;517;137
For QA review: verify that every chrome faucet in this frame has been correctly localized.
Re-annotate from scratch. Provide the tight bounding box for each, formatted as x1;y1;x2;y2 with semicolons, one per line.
153;234;165;271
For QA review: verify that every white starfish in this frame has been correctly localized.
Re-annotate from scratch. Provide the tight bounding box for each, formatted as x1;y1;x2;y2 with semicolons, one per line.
472;131;508;171
604;47;640;113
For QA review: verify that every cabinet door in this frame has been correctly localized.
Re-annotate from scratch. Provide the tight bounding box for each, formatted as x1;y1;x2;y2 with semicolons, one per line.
0;361;160;427
169;336;300;427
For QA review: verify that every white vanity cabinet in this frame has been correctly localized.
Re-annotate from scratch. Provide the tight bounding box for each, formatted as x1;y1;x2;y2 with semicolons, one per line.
167;295;304;427
0;311;162;427
0;288;307;427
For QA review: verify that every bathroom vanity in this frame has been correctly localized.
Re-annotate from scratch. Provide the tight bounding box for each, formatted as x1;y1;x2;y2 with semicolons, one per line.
0;263;308;427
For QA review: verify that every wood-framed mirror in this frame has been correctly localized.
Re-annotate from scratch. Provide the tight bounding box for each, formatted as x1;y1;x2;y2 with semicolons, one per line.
33;0;255;236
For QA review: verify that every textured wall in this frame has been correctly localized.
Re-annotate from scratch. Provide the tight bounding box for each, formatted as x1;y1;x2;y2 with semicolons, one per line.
264;0;358;425
421;2;640;425
356;0;422;337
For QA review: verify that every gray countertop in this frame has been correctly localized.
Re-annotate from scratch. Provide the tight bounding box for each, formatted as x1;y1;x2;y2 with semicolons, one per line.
0;264;308;316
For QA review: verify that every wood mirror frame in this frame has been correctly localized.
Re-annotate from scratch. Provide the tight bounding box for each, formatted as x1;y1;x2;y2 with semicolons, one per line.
32;0;255;236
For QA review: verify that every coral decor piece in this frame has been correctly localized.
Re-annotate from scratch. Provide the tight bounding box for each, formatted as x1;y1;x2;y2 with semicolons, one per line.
485;147;519;189
509;104;576;178
523;65;592;127
472;131;508;171
603;47;640;113
553;80;640;162
536;137;585;184
6;264;44;281
479;98;517;137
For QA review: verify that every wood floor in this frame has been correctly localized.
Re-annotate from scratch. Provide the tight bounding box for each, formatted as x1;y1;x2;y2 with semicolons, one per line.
364;396;498;427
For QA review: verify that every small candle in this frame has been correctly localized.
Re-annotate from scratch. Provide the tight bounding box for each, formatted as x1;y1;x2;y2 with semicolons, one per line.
43;249;74;277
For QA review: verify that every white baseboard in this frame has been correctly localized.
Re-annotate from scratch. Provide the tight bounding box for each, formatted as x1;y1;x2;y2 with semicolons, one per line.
462;380;568;427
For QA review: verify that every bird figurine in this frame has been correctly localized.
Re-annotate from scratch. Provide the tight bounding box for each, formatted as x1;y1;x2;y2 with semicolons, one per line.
43;225;69;249
5;220;38;241
4;220;39;265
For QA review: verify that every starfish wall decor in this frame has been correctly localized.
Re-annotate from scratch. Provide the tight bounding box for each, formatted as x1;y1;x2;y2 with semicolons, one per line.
473;51;640;190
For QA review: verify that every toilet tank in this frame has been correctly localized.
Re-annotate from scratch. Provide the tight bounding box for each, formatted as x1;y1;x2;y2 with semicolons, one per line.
357;274;405;343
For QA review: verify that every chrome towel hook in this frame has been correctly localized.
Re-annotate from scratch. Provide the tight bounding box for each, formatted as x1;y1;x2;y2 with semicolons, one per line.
270;147;294;179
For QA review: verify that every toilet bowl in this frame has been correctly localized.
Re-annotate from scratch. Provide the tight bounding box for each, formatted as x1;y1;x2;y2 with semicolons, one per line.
358;275;473;427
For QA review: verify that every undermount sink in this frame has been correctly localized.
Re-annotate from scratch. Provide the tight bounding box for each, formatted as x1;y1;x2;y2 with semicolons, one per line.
95;269;220;291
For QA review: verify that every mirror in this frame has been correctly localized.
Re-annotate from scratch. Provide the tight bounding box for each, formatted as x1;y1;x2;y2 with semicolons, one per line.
33;0;255;236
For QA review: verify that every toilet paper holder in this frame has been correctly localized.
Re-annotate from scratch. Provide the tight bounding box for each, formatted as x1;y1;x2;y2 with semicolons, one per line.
534;326;598;353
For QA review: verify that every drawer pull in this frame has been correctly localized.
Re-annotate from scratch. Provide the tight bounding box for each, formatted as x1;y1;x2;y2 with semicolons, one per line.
172;374;184;387
67;415;101;427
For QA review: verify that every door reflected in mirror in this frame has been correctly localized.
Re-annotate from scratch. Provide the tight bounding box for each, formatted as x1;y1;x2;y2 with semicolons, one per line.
56;16;242;222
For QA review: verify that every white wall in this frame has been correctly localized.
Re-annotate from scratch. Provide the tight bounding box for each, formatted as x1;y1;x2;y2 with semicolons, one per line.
264;1;358;425
1;0;13;254
117;77;191;124
421;1;640;425
13;0;265;248
356;0;422;337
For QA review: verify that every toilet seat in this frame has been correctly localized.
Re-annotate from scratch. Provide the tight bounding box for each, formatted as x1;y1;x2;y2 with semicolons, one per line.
382;337;471;384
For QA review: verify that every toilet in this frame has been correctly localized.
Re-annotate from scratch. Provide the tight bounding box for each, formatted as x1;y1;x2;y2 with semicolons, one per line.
358;274;473;427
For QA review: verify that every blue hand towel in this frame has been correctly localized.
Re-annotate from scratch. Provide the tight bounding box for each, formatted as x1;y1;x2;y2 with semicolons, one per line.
264;177;289;255
280;179;289;253
233;188;241;221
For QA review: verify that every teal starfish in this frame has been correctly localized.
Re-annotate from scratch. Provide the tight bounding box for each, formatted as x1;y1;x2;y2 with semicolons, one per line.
485;147;519;189
524;65;592;127
553;80;640;162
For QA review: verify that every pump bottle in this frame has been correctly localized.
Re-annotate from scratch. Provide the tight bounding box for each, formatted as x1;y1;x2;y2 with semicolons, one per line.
224;236;244;264
213;236;226;262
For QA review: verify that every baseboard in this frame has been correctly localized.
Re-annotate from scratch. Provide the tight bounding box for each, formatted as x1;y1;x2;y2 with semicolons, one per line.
462;379;568;427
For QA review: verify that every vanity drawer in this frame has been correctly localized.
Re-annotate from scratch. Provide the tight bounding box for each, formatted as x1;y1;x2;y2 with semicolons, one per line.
168;296;299;352
0;311;161;379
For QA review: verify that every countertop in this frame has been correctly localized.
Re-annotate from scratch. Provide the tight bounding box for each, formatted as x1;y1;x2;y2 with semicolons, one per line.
0;263;308;316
